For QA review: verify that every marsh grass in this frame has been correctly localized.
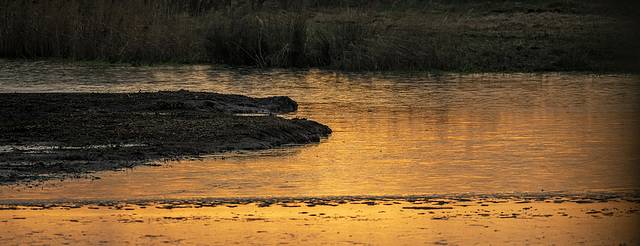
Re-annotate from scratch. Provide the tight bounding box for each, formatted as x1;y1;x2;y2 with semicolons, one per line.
0;0;209;63
1;0;638;72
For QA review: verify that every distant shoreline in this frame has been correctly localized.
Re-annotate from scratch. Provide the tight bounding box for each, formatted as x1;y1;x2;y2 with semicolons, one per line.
1;0;638;72
0;91;332;185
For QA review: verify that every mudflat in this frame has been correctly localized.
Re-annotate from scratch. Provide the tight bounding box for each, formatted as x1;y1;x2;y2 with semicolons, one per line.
0;195;638;245
0;91;332;185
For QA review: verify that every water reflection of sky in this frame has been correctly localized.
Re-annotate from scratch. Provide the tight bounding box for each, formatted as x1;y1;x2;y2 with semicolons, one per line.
1;60;639;201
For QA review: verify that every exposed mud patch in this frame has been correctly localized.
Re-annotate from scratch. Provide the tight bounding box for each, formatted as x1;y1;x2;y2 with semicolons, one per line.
0;90;331;185
1;195;638;245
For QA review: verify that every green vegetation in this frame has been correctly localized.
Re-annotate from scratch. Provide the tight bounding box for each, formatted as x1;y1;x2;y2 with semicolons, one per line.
1;0;638;72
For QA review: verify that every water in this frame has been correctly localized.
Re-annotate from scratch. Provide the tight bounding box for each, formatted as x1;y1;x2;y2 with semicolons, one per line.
1;60;639;202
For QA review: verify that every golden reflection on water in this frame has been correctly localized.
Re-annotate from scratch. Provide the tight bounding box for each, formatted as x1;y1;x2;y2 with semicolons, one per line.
1;198;638;245
0;66;638;201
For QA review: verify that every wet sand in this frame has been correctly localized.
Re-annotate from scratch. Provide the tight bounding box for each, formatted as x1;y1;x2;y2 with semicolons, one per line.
1;195;638;245
0;91;331;185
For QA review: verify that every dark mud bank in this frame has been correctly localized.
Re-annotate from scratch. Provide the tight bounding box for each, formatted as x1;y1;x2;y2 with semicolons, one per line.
0;91;332;185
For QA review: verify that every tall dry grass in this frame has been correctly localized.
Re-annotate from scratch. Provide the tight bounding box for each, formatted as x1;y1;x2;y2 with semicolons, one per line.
0;0;210;63
1;0;638;71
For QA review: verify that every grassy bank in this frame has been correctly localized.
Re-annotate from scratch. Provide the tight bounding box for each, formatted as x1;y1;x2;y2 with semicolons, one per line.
1;0;638;72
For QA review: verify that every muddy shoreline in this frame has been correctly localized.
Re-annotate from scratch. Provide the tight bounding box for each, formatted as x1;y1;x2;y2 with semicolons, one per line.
1;195;638;245
0;91;332;185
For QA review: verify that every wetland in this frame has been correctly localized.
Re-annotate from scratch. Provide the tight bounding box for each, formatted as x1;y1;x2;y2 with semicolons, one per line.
0;60;637;200
1;0;639;243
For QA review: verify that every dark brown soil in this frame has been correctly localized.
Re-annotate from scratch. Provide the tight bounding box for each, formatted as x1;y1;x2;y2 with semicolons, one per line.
0;90;332;185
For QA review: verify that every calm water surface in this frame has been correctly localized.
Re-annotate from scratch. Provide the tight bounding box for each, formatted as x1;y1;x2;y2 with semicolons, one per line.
1;60;638;201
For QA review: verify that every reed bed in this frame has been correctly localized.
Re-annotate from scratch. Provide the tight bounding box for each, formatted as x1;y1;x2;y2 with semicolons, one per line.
1;0;638;71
